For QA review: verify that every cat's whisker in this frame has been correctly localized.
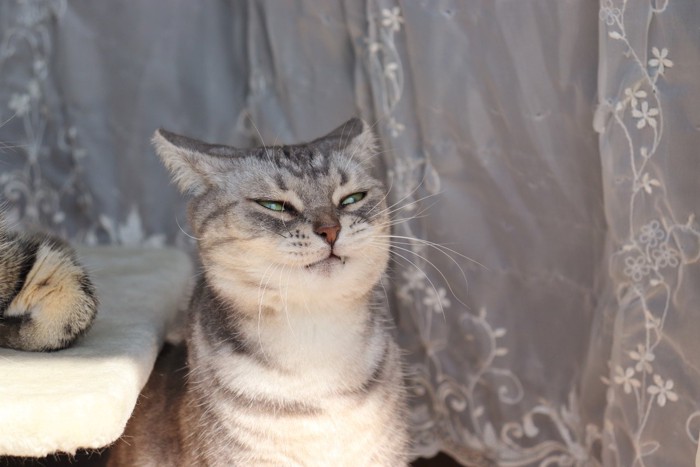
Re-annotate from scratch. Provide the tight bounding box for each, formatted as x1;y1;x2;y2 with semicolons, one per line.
271;131;281;148
380;198;440;225
188;268;207;282
176;215;202;241
374;235;489;270
257;223;289;239
364;242;447;322
341;117;390;173
0;111;18;129
371;190;443;221
372;215;426;230
247;113;284;180
337;119;351;155
295;262;316;316
365;175;395;218
382;241;470;311
247;114;271;160
341;123;363;173
375;168;429;215
370;205;436;229
248;113;279;173
367;179;394;219
256;262;280;361
0;142;34;152
357;249;391;309
279;264;296;338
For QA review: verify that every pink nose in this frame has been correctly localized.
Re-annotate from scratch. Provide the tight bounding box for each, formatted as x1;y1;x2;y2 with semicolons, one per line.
314;223;341;246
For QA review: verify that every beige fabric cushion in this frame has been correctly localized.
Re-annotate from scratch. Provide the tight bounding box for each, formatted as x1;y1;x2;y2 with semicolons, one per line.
0;247;192;456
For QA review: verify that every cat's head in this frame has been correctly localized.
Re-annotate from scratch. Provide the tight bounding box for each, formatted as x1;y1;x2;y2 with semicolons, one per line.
153;118;390;308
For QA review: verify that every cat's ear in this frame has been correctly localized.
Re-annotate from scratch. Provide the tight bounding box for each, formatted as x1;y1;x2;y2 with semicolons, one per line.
312;118;376;164
152;129;245;195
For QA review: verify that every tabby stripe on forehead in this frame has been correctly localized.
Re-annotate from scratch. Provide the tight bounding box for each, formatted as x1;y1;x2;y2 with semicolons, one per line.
276;159;305;178
274;173;287;191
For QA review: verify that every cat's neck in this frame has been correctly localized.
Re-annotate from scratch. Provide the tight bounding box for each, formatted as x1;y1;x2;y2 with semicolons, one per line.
192;276;387;399
206;267;376;318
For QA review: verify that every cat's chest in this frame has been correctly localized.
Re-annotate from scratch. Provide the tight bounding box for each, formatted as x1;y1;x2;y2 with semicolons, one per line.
207;307;387;400
211;389;395;466
261;308;371;364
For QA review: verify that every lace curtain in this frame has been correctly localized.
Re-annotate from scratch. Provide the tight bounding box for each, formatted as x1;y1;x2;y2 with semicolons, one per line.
0;1;698;465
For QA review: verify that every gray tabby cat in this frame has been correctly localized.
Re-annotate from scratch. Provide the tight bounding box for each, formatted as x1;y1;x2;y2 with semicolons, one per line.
108;119;408;466
0;220;97;351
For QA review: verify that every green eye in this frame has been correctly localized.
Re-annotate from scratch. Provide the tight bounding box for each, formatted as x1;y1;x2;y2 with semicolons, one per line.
256;200;287;212
340;192;366;206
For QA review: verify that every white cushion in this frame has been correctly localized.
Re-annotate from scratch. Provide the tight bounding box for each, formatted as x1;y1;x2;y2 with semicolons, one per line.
0;246;193;457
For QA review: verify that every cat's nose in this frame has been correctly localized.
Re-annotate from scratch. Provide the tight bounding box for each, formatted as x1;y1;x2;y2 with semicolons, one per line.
314;223;341;246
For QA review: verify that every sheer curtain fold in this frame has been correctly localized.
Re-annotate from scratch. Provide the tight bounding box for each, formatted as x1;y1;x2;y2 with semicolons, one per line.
0;1;698;465
593;1;700;465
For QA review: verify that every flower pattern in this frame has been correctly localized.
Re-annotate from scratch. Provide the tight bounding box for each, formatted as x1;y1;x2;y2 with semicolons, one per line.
639;220;665;247
602;0;700;464
422;287;451;314
381;7;403;32
652;243;679;269
8;93;30;116
624;86;647;108
0;0;176;247
599;0;621;26
623;255;650;282
647;375;679;407
631;101;659;129
629;344;655;373
638;172;661;194
648;47;673;75
614;366;641;394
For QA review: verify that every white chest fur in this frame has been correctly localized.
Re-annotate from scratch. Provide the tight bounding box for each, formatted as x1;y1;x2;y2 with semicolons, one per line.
188;300;404;466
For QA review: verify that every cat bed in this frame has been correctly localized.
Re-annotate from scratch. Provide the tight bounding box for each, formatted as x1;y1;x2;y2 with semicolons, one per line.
0;246;193;457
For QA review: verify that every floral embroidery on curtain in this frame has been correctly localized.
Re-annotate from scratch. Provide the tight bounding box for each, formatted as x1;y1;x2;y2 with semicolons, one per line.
366;2;603;465
0;1;165;246
598;0;700;465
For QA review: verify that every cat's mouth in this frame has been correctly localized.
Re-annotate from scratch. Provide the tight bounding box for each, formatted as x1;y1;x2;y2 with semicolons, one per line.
304;253;345;271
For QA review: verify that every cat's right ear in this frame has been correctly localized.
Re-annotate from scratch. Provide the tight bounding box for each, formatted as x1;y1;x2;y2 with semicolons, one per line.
152;129;243;196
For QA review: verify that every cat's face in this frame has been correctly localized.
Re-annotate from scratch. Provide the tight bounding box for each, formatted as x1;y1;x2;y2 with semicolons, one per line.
154;119;390;308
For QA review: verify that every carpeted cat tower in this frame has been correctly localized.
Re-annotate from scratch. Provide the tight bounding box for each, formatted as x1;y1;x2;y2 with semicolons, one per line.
0;247;193;457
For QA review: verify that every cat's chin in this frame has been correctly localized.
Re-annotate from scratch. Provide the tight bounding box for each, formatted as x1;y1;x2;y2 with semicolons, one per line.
304;253;345;275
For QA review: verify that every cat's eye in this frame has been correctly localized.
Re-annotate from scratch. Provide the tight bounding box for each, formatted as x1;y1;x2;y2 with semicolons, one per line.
256;200;293;213
340;192;366;206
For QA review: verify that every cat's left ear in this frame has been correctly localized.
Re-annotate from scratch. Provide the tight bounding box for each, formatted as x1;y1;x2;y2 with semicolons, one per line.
312;118;376;164
152;129;245;196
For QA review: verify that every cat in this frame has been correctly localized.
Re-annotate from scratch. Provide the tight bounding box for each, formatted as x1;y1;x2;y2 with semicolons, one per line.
0;220;98;351
107;118;409;466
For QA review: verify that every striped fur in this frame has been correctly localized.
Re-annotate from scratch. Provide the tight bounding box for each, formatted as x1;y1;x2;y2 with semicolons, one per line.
109;119;409;466
0;224;97;351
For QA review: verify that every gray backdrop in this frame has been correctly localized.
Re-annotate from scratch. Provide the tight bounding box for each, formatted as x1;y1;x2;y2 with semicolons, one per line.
1;1;699;465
